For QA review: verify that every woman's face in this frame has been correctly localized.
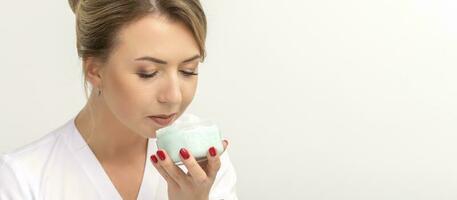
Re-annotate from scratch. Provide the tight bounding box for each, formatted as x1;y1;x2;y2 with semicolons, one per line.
98;14;200;138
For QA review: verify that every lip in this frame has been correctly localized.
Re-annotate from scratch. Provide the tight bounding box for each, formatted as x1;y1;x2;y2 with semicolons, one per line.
148;113;177;127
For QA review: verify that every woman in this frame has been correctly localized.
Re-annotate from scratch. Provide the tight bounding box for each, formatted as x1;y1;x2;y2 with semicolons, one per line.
0;0;238;199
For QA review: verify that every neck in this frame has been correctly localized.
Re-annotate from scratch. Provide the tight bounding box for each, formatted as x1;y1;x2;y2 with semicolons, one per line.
75;94;148;162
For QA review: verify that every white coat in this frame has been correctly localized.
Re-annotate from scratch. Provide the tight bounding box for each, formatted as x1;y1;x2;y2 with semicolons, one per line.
0;114;238;200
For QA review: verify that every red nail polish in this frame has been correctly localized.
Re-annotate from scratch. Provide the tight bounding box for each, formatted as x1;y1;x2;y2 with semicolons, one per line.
150;155;158;163
180;148;190;160
157;150;166;160
209;146;217;157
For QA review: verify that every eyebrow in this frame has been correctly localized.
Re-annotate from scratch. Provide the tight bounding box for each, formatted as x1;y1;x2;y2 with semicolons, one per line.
134;54;201;65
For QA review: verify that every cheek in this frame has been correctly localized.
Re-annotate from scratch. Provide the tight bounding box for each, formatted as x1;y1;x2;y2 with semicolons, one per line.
105;72;148;119
180;78;198;107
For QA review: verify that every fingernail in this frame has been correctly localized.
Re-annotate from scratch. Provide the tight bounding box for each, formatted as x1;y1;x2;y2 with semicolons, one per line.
157;150;166;160
179;148;190;160
209;146;217;157
150;155;158;163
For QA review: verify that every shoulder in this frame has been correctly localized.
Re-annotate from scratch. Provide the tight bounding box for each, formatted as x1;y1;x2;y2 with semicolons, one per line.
0;154;32;199
1;117;73;169
0;117;75;198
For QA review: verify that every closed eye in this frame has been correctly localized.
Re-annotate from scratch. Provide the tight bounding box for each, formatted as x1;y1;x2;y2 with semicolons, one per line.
137;71;158;79
137;70;198;79
181;70;198;76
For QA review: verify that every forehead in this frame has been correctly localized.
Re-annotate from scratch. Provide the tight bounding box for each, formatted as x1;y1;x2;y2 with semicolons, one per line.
112;13;200;62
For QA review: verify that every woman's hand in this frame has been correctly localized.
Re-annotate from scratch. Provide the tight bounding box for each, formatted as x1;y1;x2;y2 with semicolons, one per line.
150;140;229;200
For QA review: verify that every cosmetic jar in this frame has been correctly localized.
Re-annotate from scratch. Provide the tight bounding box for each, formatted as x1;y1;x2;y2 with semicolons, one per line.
156;115;224;165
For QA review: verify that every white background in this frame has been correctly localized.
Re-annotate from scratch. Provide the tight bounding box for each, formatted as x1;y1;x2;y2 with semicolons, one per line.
1;0;456;199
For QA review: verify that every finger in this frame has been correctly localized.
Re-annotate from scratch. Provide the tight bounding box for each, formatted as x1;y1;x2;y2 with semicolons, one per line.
199;160;209;172
217;139;229;157
156;149;189;186
206;142;225;179
185;159;208;177
150;154;180;188
179;148;208;184
222;139;228;151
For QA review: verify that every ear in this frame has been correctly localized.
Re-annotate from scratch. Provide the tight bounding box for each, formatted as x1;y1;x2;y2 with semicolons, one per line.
84;57;105;89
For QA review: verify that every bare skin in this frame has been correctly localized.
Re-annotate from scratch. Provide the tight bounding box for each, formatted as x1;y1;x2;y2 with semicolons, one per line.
74;13;228;200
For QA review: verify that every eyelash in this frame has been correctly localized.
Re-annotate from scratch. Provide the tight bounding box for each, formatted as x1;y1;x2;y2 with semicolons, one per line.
137;71;198;79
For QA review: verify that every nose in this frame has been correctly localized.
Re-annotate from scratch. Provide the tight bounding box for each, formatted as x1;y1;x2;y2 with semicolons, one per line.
157;73;182;105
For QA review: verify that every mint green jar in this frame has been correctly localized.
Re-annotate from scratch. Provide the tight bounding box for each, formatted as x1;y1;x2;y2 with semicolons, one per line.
156;115;224;165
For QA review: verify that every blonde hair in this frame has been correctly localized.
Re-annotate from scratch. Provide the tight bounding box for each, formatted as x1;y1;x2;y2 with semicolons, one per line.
68;0;207;99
